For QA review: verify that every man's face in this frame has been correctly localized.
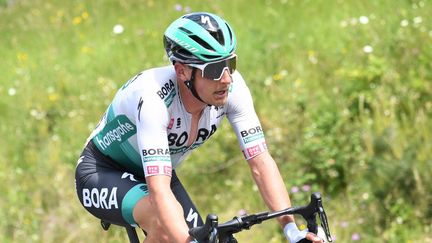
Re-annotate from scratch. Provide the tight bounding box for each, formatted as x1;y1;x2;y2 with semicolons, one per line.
187;54;236;106
193;68;232;106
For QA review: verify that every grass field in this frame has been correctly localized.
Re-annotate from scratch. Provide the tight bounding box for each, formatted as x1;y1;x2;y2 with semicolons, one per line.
1;0;431;242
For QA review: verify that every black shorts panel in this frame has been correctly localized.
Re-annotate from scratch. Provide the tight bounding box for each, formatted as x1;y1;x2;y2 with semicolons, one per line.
75;141;203;228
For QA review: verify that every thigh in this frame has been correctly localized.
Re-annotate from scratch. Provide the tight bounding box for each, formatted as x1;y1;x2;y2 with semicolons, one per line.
170;171;204;228
132;171;204;231
75;145;149;227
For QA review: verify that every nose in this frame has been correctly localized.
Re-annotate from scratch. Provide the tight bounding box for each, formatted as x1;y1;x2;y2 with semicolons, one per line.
219;69;232;84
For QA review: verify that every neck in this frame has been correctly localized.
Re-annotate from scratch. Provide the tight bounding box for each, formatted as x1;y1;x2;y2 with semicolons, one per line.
178;79;206;115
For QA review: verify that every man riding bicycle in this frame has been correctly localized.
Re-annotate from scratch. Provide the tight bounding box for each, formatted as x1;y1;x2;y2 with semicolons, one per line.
75;12;323;243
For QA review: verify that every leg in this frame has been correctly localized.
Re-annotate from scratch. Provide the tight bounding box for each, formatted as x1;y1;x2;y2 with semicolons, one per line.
170;171;204;228
76;161;149;226
132;171;204;242
75;142;149;228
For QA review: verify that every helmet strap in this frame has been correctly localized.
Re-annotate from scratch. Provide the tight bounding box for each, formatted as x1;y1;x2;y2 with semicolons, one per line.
184;67;207;104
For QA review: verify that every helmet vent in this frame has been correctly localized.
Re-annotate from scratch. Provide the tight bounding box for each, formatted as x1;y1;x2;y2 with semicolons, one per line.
179;27;193;35
210;29;225;46
202;54;222;59
189;35;215;51
176;48;194;58
226;23;233;44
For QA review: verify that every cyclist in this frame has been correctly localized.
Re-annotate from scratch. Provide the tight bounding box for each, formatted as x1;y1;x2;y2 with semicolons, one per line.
75;12;323;243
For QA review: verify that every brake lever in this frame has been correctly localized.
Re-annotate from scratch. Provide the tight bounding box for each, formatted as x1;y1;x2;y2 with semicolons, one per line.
297;193;333;242
189;214;218;243
317;202;333;242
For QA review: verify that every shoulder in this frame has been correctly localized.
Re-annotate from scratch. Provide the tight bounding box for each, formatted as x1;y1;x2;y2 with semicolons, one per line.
125;65;176;91
111;65;176;118
117;65;177;102
231;70;247;87
227;70;252;101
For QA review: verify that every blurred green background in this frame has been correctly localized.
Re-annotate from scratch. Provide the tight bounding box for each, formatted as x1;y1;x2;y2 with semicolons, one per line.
1;0;431;242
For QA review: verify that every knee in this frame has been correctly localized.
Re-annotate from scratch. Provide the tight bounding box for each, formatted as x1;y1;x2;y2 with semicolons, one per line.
138;217;170;242
133;196;174;242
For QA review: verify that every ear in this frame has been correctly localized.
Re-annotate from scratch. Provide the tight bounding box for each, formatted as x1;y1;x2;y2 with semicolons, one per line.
174;62;191;81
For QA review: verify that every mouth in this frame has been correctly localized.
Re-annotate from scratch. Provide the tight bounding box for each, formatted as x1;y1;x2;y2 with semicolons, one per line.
214;89;228;96
215;90;226;95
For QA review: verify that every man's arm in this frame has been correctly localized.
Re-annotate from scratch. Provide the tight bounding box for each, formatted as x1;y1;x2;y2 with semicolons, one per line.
248;151;323;243
146;175;193;242
247;150;294;226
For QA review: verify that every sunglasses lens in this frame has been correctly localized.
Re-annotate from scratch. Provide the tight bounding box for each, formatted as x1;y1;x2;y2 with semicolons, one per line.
203;56;237;80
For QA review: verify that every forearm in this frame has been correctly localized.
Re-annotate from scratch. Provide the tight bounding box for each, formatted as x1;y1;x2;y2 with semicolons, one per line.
248;152;295;226
150;191;192;242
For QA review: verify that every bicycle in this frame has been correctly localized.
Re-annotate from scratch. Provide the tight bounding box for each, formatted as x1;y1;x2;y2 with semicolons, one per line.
100;192;332;243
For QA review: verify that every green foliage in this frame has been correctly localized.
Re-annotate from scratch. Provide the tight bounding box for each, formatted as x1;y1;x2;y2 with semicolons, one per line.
1;0;431;242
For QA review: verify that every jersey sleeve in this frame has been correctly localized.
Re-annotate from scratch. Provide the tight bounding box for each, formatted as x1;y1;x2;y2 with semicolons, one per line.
226;71;268;160
128;89;173;177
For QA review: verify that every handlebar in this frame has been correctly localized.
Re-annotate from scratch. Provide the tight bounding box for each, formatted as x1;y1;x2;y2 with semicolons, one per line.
189;192;333;243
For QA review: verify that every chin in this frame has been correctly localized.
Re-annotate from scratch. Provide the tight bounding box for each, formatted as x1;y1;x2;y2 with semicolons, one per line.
211;99;228;106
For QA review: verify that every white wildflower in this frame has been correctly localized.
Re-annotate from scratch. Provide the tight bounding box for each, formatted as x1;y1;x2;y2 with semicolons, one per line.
359;16;369;24
264;77;272;86
363;45;373;54
113;24;124;34
8;88;16;96
413;16;422;25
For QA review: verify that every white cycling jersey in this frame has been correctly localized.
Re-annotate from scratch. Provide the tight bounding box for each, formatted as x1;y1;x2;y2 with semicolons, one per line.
88;65;267;177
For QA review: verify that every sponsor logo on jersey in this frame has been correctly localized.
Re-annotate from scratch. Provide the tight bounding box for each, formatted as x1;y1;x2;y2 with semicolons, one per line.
167;118;175;129
77;156;84;164
82;187;118;209
94;115;136;151
121;172;138;182
168;131;189;147
167;117;180;130
167;125;217;147
247;145;262;157
146;165;160;175
176;118;181;128
164;166;172;176
216;111;226;119
240;126;265;144
157;79;176;107
142;148;170;156
137;97;144;121
144;163;172;177
262;141;268;150
142;148;171;164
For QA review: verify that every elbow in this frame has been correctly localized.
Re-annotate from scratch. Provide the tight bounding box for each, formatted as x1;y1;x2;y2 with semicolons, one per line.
250;164;262;179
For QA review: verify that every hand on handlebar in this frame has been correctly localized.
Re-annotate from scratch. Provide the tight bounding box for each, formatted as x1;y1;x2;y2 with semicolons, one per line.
284;222;324;243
